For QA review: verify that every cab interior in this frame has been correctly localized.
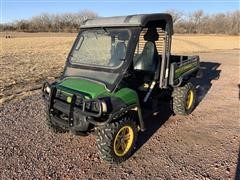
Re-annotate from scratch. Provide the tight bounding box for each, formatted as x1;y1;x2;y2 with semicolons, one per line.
122;20;169;103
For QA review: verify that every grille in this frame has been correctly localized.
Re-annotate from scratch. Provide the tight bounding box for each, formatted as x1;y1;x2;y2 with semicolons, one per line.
55;89;84;108
55;89;70;102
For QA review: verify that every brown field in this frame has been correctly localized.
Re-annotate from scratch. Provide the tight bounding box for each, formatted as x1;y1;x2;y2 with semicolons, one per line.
0;33;239;179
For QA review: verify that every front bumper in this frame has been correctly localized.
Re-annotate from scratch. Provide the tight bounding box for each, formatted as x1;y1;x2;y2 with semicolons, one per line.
43;86;103;131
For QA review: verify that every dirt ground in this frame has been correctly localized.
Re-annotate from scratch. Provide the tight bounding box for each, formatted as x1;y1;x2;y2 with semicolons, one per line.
0;33;239;179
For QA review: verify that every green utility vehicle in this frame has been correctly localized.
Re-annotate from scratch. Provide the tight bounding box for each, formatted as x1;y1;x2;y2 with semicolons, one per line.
42;13;200;163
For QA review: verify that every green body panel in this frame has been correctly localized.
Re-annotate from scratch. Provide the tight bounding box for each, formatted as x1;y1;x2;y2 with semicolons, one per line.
57;78;138;106
113;88;139;105
58;78;109;99
174;61;198;79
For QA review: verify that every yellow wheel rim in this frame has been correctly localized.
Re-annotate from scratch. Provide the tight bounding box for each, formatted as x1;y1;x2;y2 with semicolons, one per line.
113;126;134;157
186;90;194;110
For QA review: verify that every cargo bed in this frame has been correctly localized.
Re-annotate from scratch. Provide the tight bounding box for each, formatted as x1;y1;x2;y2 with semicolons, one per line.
169;55;200;86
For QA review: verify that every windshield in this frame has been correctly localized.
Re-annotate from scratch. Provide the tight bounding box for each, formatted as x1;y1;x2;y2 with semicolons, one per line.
64;27;139;89
70;28;131;68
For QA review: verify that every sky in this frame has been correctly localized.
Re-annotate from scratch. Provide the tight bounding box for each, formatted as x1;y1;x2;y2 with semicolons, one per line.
1;0;239;23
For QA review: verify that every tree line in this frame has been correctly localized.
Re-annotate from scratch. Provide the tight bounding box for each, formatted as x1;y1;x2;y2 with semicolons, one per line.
167;9;239;35
0;10;98;33
1;9;239;35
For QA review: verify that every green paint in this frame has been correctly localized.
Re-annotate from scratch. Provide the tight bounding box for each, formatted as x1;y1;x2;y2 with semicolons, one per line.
58;78;109;99
175;61;198;79
113;88;139;105
57;78;139;106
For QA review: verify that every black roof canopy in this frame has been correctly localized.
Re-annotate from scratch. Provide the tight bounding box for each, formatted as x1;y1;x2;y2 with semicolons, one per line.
81;13;173;34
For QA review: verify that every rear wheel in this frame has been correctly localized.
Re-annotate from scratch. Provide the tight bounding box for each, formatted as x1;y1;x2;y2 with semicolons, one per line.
172;82;196;115
96;115;138;164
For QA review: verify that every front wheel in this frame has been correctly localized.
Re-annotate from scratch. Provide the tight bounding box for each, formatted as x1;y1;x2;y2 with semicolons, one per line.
96;115;138;164
172;82;197;115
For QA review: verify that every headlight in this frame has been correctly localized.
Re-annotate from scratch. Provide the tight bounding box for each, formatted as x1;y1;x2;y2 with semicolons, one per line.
42;82;51;96
84;100;108;113
91;101;100;112
101;101;107;113
45;86;51;94
86;101;101;112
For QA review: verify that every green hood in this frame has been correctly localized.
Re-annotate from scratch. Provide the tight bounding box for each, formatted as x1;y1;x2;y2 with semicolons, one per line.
57;78;109;99
57;78;139;106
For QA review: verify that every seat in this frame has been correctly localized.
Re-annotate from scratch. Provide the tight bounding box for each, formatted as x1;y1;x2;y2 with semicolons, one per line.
114;41;126;60
133;41;159;92
134;41;157;72
109;41;126;67
133;28;160;92
109;31;129;67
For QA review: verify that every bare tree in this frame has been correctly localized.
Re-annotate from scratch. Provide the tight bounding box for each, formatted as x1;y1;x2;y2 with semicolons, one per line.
165;9;183;24
14;9;98;32
228;10;240;35
191;10;204;33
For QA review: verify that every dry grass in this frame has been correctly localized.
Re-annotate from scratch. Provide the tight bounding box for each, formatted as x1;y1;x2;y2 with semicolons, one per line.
172;34;240;54
0;34;75;103
0;33;239;104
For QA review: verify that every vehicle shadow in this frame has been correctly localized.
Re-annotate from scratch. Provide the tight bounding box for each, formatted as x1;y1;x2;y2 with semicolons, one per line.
236;146;240;180
134;100;173;154
192;61;221;106
133;61;221;157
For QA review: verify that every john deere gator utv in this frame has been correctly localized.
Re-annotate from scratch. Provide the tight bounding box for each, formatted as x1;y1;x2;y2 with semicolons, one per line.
42;13;200;164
